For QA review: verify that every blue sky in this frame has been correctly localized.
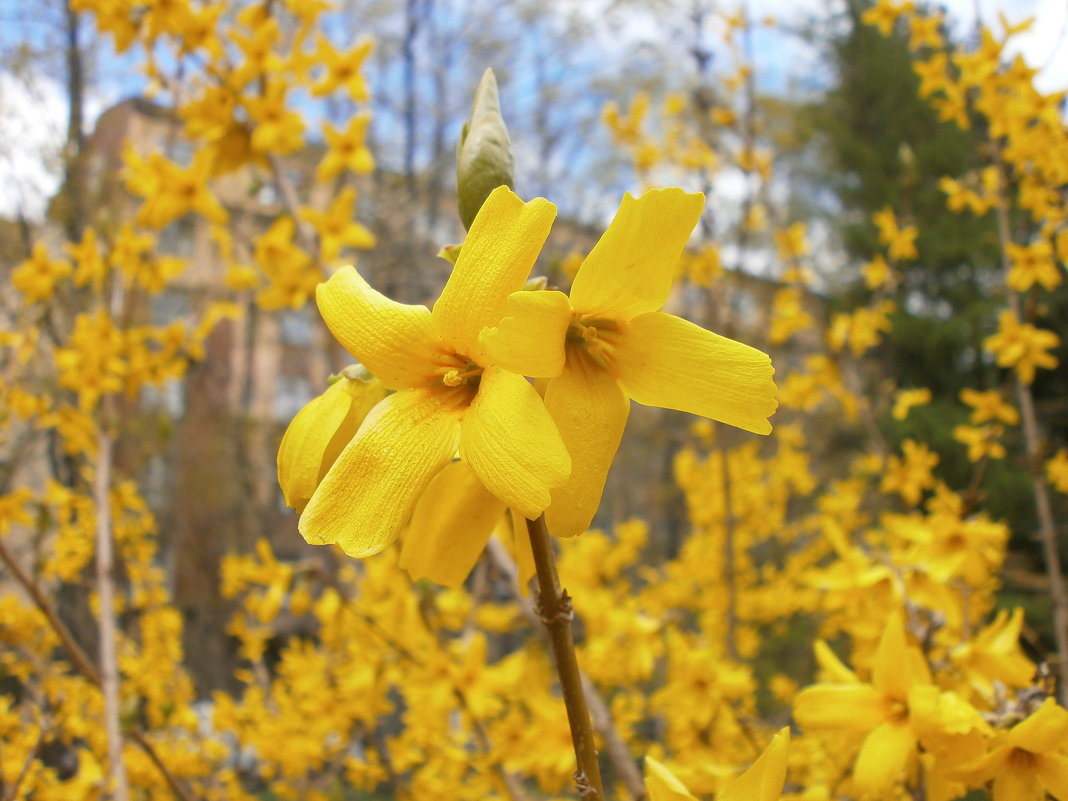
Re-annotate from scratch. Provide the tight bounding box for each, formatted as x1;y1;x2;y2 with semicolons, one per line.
1;0;1064;220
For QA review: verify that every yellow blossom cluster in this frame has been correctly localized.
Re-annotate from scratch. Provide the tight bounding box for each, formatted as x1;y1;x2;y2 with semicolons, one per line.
2;4;1067;801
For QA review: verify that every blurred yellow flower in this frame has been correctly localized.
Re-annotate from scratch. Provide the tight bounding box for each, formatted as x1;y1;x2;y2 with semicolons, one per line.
983;310;1059;385
645;727;790;801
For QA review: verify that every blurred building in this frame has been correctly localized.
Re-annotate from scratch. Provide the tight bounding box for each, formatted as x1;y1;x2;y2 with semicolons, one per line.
6;96;824;690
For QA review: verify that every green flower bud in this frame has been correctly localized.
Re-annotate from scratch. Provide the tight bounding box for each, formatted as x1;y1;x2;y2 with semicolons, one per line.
456;69;515;230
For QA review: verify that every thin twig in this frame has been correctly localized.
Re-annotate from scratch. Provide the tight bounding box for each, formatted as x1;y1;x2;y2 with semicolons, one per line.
718;441;740;661
94;420;130;801
526;515;604;801
486;538;647;801
2;728;46;801
0;540;197;801
992;159;1068;703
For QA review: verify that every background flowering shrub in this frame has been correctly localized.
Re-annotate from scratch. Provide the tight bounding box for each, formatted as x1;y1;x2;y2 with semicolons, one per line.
0;0;1066;799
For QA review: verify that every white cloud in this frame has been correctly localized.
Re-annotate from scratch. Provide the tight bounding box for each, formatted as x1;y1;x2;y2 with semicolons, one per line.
0;70;110;221
0;70;67;220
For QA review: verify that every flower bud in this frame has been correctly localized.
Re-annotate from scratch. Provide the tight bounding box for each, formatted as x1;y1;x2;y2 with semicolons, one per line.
277;370;387;513
456;68;515;230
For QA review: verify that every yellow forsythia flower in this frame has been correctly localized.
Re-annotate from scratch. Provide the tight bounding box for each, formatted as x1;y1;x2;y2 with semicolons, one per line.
481;189;777;537
293;186;570;557
645;727;790;801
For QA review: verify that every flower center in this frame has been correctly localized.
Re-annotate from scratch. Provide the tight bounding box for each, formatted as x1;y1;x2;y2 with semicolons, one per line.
565;315;624;372
431;352;482;410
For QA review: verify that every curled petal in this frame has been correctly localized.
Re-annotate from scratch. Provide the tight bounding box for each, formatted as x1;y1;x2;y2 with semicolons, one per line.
316;267;440;389
299;389;460;557
479;289;572;377
277;376;386;512
614;312;777;434
461;367;570;519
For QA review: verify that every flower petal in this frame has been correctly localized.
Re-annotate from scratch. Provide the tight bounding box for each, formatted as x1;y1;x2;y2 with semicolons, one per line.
992;764;1042;801
316;266;440;389
299;389;460;557
872;610;913;701
494;508;537;595
479;289;572;377
399;460;505;587
852;721;915;796
460;367;570;519
1007;698;1068;753
277;376;386;512
570;189;704;319
719;728;790;801
1037;753;1068;801
544;363;629;538
644;756;698;801
614;312;777;434
794;684;885;730
433;186;556;361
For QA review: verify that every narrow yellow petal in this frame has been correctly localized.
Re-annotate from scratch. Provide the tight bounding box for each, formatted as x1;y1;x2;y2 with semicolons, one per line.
644;756;698;801
614;312;777;434
1007;698;1068;753
853;721;915;796
433;186;556;361
479;289;572;377
794;684;885;730
460;367;570;519
494;508;537;594
299;389;460;557
510;508;536;591
277;376;386;512
813;640;860;684
992;765;1042;801
1037;753;1068;801
719;728;790;801
570;189;704;319
544;364;629;538
316;266;441;389
872;610;912;700
399;460;505;587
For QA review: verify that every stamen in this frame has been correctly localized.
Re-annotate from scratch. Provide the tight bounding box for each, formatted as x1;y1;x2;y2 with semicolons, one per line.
442;369;464;387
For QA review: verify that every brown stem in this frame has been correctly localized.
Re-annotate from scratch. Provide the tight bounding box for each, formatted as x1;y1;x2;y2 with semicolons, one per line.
0;537;101;684
486;539;646;801
94;424;130;801
992;161;1068;703
2;729;46;801
526;515;604;801
718;442;740;661
0;539;197;801
265;153;320;259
